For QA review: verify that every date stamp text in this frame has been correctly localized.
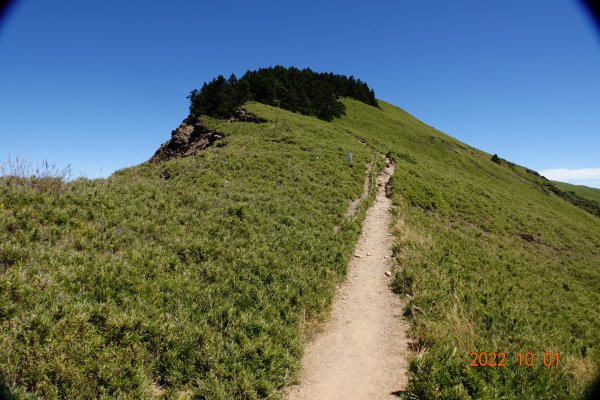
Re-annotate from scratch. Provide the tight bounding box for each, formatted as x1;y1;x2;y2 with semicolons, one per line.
469;351;560;367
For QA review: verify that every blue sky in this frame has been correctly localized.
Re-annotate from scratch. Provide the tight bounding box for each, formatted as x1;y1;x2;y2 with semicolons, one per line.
1;0;599;187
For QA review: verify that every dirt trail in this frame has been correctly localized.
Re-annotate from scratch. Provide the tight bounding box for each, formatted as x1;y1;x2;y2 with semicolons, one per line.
286;160;409;399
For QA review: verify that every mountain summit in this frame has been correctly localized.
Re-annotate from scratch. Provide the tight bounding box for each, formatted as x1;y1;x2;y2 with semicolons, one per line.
1;69;599;399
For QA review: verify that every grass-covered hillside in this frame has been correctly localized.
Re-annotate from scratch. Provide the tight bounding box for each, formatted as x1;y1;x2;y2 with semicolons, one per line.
333;99;600;399
553;180;600;206
1;97;598;399
0;106;382;399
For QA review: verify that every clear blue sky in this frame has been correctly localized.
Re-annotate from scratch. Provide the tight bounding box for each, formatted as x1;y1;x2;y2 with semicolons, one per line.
1;0;599;186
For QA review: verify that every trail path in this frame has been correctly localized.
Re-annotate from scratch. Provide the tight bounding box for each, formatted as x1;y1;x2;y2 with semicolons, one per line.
286;160;409;399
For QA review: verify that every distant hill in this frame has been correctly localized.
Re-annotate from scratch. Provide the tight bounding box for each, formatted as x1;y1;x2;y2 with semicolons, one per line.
553;180;600;204
1;71;598;399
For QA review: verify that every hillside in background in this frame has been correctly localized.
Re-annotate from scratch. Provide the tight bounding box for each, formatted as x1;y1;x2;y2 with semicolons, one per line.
334;100;600;399
1;81;599;398
553;180;600;206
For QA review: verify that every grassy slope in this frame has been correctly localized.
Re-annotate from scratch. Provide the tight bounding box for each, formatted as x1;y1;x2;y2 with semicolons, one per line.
0;104;382;399
334;99;600;399
553;181;600;204
1;98;599;399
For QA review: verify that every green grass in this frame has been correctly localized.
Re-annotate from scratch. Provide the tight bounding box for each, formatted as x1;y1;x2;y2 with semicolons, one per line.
0;104;382;399
553;181;600;204
2;98;598;399
333;99;600;399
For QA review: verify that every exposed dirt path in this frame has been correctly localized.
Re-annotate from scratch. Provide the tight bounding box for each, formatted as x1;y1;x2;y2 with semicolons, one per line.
286;160;409;400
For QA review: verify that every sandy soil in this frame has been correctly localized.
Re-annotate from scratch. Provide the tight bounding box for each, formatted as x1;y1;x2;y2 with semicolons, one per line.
286;160;409;399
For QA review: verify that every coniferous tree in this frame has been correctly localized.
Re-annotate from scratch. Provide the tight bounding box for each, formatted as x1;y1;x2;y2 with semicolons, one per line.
188;66;379;121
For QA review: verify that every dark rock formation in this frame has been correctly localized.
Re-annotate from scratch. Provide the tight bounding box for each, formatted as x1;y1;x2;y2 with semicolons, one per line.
228;107;267;123
149;116;224;163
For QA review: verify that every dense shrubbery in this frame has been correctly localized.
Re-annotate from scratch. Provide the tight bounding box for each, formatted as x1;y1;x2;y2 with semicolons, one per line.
188;66;379;121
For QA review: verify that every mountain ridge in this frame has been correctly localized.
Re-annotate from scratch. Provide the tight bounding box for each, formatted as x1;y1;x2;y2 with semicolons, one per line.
1;93;598;398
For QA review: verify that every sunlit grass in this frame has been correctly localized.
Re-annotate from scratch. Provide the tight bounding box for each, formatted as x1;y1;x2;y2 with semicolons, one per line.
0;104;380;399
553;181;600;205
335;99;600;399
1;98;598;399
0;156;72;193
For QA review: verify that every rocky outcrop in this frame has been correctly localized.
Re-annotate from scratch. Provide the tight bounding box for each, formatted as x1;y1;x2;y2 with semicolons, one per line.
228;107;267;123
149;116;224;163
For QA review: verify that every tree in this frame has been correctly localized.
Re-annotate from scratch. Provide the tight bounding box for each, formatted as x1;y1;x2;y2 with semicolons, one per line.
188;66;380;121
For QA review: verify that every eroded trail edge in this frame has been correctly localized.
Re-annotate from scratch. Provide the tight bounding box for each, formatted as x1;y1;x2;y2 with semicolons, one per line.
286;160;409;400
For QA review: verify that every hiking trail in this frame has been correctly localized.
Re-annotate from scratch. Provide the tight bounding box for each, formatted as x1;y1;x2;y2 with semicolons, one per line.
286;159;409;399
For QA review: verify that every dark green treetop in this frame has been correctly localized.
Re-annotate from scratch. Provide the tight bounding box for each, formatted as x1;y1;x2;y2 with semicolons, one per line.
187;66;379;121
